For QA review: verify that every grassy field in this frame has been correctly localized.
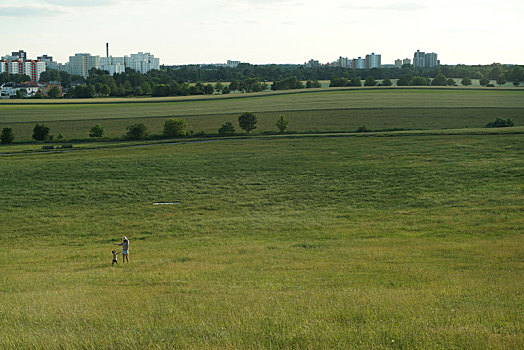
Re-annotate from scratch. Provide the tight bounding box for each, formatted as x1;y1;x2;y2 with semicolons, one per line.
1;89;524;142
1;133;523;349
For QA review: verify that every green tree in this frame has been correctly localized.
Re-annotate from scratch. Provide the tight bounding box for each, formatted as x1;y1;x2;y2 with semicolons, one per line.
89;124;105;138
446;78;456;86
203;84;214;95
397;75;411;86
275;115;289;133
411;76;430;86
479;77;490;86
1;127;14;144
382;78;392;86
496;78;506;86
163;118;187;137
349;77;362;87
218;122;235;136
33;124;50;141
508;66;523;86
431;73;447;86
461;77;472;86
238;112;257;134
329;77;349;87
215;82;224;93
126;123;148;140
48;86;61;98
229;80;240;91
364;76;377;86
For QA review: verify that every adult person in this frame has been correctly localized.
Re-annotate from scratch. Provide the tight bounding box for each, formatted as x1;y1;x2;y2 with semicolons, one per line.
114;236;130;263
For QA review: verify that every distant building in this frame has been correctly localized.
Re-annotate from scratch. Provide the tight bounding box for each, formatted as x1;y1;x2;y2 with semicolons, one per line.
365;53;381;69
226;60;240;68
125;52;160;74
37;55;59;71
100;56;126;76
413;50;426;67
39;81;63;97
352;57;365;69
337;56;351;68
395;58;412;67
0;82;39;99
413;50;438;68
305;59;320;68
0;58;46;82
425;52;438;68
67;53;101;78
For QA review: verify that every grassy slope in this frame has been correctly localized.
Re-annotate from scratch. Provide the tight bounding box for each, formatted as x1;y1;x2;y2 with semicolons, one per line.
1;89;524;141
1;135;523;349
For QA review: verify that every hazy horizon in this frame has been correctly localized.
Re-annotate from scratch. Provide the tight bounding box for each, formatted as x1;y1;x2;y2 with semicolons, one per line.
1;0;522;66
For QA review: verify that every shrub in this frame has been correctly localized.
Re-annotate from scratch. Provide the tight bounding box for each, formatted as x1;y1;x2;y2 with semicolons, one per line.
126;123;148;140
356;125;370;132
163;118;187;138
1;127;14;144
485;118;514;128
89;124;105;138
382;78;392;86
32;124;50;141
218;122;235;136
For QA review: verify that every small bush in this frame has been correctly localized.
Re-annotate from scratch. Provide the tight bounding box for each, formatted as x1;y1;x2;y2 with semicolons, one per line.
163;118;187;138
356;125;370;132
126;123;148;140
218;122;235;136
486;118;514;128
89;124;105;138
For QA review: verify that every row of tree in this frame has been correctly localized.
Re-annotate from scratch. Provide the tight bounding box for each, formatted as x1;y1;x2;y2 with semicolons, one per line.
1;114;516;145
0;113;292;144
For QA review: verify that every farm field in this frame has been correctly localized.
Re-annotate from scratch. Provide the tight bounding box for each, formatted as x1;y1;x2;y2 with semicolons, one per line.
1;89;524;142
0;134;523;349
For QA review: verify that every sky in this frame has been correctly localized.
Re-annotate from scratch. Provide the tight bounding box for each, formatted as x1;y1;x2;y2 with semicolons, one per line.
0;0;523;66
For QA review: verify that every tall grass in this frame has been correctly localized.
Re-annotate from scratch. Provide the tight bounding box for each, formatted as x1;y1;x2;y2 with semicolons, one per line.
1;135;523;348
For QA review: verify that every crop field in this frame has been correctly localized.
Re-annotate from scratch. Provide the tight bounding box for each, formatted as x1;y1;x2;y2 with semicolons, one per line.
1;89;523;142
1;133;523;349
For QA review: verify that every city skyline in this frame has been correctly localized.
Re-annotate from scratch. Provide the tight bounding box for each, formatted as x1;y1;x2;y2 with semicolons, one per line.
0;0;523;65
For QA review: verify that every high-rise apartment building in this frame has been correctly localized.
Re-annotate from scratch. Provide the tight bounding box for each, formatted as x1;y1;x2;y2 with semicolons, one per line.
0;56;46;82
100;56;126;76
413;50;426;67
425;52;438;68
365;53;381;69
337;56;351;68
352;57;365;69
413;50;439;68
124;52;160;74
37;55;59;71
67;53;101;78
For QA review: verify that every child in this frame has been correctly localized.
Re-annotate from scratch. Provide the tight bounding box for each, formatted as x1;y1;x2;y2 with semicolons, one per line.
114;236;130;263
112;250;120;265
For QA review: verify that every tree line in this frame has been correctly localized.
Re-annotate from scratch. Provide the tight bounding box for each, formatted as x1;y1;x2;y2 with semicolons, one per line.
0;63;520;99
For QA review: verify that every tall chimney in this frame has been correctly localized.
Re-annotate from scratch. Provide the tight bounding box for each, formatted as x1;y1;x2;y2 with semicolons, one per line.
106;43;109;58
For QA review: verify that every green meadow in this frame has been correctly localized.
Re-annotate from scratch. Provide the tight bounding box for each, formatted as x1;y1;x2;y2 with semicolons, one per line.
1;88;523;348
1;134;523;349
1;89;524;142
